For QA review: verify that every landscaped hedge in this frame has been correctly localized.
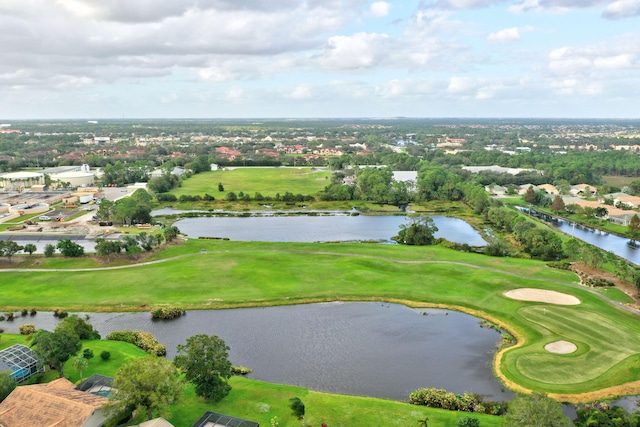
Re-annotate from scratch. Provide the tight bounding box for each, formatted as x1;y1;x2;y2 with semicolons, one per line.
106;330;167;356
409;388;508;415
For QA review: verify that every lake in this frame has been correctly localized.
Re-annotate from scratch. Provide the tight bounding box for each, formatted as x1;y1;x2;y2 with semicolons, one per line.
172;215;487;245
3;302;510;402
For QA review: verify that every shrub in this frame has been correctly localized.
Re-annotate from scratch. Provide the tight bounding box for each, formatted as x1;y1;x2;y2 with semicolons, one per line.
4;313;14;321
100;351;111;361
82;348;94;359
29;309;37;316
0;316;4;322
44;243;56;257
20;309;28;316
231;366;253;375
289;397;305;419
409;388;507;415
19;324;36;335
106;330;166;356
150;306;185;320
53;309;68;319
457;416;481;427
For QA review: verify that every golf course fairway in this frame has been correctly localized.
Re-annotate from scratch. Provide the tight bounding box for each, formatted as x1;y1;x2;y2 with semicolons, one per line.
2;239;640;403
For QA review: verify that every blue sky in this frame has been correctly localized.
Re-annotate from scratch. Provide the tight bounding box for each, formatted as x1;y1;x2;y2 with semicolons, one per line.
0;0;639;119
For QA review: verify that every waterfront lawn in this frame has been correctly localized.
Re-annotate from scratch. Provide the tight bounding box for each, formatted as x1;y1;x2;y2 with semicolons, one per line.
169;377;505;427
2;239;640;400
172;167;331;198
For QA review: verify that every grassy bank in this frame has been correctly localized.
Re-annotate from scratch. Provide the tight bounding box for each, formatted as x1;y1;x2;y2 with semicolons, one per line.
1;239;639;401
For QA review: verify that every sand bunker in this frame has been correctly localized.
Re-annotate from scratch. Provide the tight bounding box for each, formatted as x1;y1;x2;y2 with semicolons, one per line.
504;288;580;305
545;340;578;354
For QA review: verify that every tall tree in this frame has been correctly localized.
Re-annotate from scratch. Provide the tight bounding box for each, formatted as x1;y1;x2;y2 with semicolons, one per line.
23;243;37;256
32;330;81;378
0;240;23;264
108;356;185;421
524;185;536;205
551;195;565;213
504;392;572;427
628;214;640;239
174;334;233;401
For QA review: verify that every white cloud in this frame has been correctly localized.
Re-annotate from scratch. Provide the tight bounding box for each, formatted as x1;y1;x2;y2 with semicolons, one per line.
286;85;314;99
487;27;523;44
370;1;392;17
427;0;506;9
319;32;390;70
602;0;640;19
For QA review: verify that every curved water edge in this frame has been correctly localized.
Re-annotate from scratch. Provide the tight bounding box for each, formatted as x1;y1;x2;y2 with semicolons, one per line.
2;302;509;402
171;214;488;246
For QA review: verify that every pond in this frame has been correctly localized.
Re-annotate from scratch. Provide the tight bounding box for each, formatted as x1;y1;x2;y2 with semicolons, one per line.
172;215;487;245
3;302;510;402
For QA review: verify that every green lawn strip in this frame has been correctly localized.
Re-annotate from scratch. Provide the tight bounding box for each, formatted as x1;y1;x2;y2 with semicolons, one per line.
169;377;504;427
172;167;331;198
63;339;149;383
593;287;635;304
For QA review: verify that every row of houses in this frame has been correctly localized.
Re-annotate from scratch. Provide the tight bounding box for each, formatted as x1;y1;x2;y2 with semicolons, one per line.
485;183;640;226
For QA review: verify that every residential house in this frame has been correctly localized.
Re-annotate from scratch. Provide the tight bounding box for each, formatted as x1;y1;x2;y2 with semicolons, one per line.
0;378;108;427
485;185;508;196
537;184;559;195
569;184;597;198
614;195;640;209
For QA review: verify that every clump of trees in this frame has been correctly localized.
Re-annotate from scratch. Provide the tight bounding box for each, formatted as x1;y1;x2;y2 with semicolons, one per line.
150;306;185;320
395;214;438;246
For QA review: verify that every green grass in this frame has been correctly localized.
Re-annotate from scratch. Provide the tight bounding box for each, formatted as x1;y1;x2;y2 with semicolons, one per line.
169;377;505;427
1;239;640;401
173;167;331;198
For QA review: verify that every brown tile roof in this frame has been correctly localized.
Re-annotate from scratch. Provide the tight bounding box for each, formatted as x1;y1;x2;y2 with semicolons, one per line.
0;378;108;427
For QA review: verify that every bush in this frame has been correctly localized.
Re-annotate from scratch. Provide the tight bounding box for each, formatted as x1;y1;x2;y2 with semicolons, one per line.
44;243;56;257
231;366;253;375
106;330;166;356
4;313;14;321
458;416;481;427
19;324;36;335
82;348;94;360
100;351;111;361
29;309;37;316
20;309;28;316
150;306;185;320
53;309;68;319
409;388;507;415
289;397;305;419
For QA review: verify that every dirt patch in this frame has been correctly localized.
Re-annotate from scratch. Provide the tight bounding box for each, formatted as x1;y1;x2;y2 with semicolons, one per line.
504;288;580;305
544;340;577;354
570;262;640;305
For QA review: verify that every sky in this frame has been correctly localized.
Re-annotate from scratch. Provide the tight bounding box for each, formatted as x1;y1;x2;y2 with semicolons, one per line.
0;0;639;119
